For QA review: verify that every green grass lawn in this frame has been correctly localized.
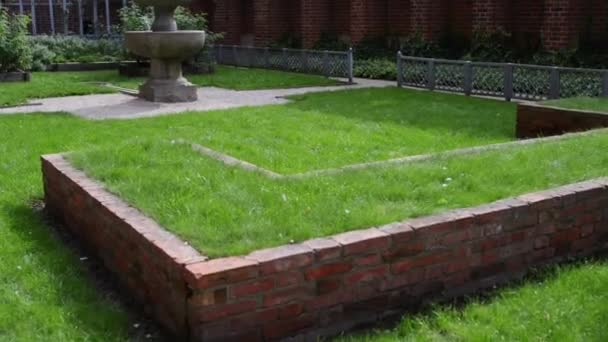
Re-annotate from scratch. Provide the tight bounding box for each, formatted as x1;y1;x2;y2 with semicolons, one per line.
337;261;608;342
0;86;605;339
543;96;608;112
0;66;338;106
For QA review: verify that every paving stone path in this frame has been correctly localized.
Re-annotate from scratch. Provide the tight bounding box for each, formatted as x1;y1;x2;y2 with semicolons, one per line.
0;78;393;120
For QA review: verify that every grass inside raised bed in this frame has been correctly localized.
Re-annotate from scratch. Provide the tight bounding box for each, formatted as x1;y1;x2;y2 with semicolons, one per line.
0;66;339;106
338;261;608;342
70;129;608;257
543;97;608;113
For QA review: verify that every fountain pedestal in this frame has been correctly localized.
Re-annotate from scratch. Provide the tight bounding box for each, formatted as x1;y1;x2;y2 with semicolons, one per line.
124;1;205;103
139;60;197;102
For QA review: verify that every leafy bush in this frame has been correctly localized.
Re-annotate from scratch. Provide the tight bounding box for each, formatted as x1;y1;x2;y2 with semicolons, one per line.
0;9;32;72
29;43;56;71
117;3;152;31
312;32;349;51
28;35;124;65
399;33;442;58
466;27;512;62
354;58;397;80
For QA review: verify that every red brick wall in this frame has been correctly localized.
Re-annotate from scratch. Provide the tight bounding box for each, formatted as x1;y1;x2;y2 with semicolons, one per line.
44;154;608;341
516;103;608;138
387;0;411;35
542;0;585;50
472;0;506;31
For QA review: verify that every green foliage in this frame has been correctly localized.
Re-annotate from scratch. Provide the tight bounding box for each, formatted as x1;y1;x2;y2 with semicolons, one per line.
117;2;152;31
466;27;512;62
28;35;124;65
29;43;56;71
354;58;397;80
270;32;303;49
0;9;32;72
399;32;441;58
312;32;350;51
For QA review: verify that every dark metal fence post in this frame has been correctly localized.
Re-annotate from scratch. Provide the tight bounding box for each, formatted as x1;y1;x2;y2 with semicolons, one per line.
426;59;436;90
602;71;608;97
504;63;514;101
463;61;472;96
301;49;308;73
396;51;404;87
347;48;354;83
282;48;288;70
323;50;330;77
549;67;561;99
264;47;270;68
217;44;223;64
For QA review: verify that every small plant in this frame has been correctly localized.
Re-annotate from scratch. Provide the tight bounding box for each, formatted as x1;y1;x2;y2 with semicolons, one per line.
354;58;397;80
399;32;441;58
312;32;349;51
0;9;33;72
467;27;512;62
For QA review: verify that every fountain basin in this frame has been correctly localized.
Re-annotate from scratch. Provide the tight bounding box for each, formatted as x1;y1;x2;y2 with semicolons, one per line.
124;31;206;60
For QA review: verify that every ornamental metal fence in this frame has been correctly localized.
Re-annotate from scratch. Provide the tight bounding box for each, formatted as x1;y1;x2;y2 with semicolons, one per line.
397;53;608;101
212;45;354;82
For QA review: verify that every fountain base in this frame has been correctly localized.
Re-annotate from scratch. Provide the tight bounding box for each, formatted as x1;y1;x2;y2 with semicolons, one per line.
139;78;198;103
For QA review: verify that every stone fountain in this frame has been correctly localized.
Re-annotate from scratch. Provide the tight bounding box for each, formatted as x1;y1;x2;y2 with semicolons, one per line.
124;0;205;102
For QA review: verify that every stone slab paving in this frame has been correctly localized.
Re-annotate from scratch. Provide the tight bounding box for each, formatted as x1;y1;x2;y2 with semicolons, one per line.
0;78;393;120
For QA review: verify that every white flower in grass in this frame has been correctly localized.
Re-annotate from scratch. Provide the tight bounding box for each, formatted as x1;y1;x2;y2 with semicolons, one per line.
345;209;351;214
442;183;449;188
281;193;288;202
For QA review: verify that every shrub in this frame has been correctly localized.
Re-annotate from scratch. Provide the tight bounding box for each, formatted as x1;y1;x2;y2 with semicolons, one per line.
0;9;32;72
29;43;55;71
312;32;349;51
466;27;512;62
28;35;124;65
354;58;397;80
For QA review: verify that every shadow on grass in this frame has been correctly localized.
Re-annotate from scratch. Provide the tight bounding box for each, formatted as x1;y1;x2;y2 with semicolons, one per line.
1;201;165;341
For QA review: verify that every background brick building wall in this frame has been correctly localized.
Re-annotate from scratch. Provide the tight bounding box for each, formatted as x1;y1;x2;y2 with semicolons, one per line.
200;0;606;51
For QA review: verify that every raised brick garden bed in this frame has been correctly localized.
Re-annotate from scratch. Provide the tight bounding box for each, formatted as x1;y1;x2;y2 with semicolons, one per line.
42;154;608;341
517;102;608;138
0;71;31;82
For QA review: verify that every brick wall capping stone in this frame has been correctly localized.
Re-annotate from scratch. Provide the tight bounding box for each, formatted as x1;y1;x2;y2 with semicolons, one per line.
42;152;608;340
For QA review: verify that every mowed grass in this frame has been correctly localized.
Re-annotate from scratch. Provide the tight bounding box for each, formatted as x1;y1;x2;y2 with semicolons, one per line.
70;129;608;257
0;66;339;106
112;65;340;90
543;96;608;113
138;88;516;173
337;261;608;342
0;86;605;339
